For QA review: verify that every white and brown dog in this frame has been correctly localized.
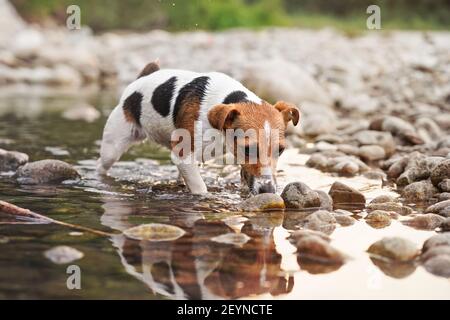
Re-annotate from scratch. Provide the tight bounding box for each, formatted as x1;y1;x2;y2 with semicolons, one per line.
97;61;300;195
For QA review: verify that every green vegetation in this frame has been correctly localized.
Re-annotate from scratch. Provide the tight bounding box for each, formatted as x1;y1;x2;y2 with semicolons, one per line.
10;0;450;32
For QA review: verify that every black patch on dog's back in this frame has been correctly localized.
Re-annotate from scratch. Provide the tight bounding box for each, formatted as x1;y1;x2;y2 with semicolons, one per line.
173;76;210;123
151;76;177;117
222;90;248;104
123;91;143;126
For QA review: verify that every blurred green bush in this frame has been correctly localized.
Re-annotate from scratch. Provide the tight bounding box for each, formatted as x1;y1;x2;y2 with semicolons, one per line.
10;0;450;32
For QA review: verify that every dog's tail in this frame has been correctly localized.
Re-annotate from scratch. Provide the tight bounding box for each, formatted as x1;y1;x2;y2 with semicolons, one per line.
137;58;160;79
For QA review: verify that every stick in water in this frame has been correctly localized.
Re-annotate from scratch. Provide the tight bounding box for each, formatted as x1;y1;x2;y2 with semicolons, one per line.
0;200;112;237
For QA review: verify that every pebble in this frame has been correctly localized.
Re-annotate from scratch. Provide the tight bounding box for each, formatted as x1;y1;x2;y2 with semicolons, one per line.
301;210;337;235
281;182;320;209
430;159;450;187
328;181;365;210
403;214;445;230
239;193;285;211
367;202;413;216
14;159;80;184
0;148;28;171
367;237;419;262
44;246;84;264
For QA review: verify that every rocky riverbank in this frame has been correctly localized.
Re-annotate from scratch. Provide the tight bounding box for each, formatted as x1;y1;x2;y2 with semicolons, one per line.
1;0;450;287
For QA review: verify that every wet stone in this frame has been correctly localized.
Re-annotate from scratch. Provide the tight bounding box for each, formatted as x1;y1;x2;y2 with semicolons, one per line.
281;182;321;209
0;148;28;171
210;233;251;247
300;210;336;235
289;229;331;243
15;159;80;184
328;181;365;210
403;214;445;230
422;233;450;252
44;245;84;264
295;235;347;265
423;255;450;278
421;246;450;262
370;195;396;204
315;190;333;211
123;223;186;242
239;193;285;211
333;213;356;226
368;237;419;262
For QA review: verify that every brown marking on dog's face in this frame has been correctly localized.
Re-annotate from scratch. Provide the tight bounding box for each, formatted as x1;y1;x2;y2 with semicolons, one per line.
209;100;300;194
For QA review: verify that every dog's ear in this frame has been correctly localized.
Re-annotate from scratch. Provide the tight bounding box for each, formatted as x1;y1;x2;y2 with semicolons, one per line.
208;104;240;130
274;101;300;126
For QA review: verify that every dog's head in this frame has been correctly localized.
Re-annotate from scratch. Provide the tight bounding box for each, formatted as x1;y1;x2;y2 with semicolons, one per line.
208;100;300;194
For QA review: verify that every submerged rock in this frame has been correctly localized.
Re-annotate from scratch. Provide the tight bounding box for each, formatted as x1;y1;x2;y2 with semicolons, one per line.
281;182;320;209
0;148;28;171
301;210;336;234
289;229;331;243
368;237;419;262
44;245;84;264
403;214;445;230
333;213;356;226
295;235;347;264
402;180;438;202
15;159;80;184
210;233;251;247
423;255;450;278
328;181;365;210
239;193;285;211
123;223;186;241
422;233;450;252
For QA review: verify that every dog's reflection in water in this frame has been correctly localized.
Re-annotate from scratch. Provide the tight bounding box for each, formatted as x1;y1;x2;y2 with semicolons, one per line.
103;199;293;299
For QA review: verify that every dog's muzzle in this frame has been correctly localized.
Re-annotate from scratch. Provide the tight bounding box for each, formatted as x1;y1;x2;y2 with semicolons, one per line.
241;169;276;194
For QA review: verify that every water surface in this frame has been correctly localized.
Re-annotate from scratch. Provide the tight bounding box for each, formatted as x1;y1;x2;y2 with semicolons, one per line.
0;91;448;299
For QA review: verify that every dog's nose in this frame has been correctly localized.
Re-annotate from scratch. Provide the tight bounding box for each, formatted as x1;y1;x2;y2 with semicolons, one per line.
258;182;276;194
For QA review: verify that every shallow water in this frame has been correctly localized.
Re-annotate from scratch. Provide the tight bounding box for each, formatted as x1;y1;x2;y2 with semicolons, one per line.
0;92;449;299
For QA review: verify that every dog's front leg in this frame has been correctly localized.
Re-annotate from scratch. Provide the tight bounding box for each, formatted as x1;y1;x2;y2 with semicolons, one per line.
177;163;207;195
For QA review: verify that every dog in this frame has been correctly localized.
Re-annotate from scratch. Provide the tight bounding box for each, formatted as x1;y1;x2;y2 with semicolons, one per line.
97;61;300;195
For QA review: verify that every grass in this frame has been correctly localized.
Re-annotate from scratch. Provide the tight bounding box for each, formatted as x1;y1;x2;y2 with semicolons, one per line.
10;0;450;33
